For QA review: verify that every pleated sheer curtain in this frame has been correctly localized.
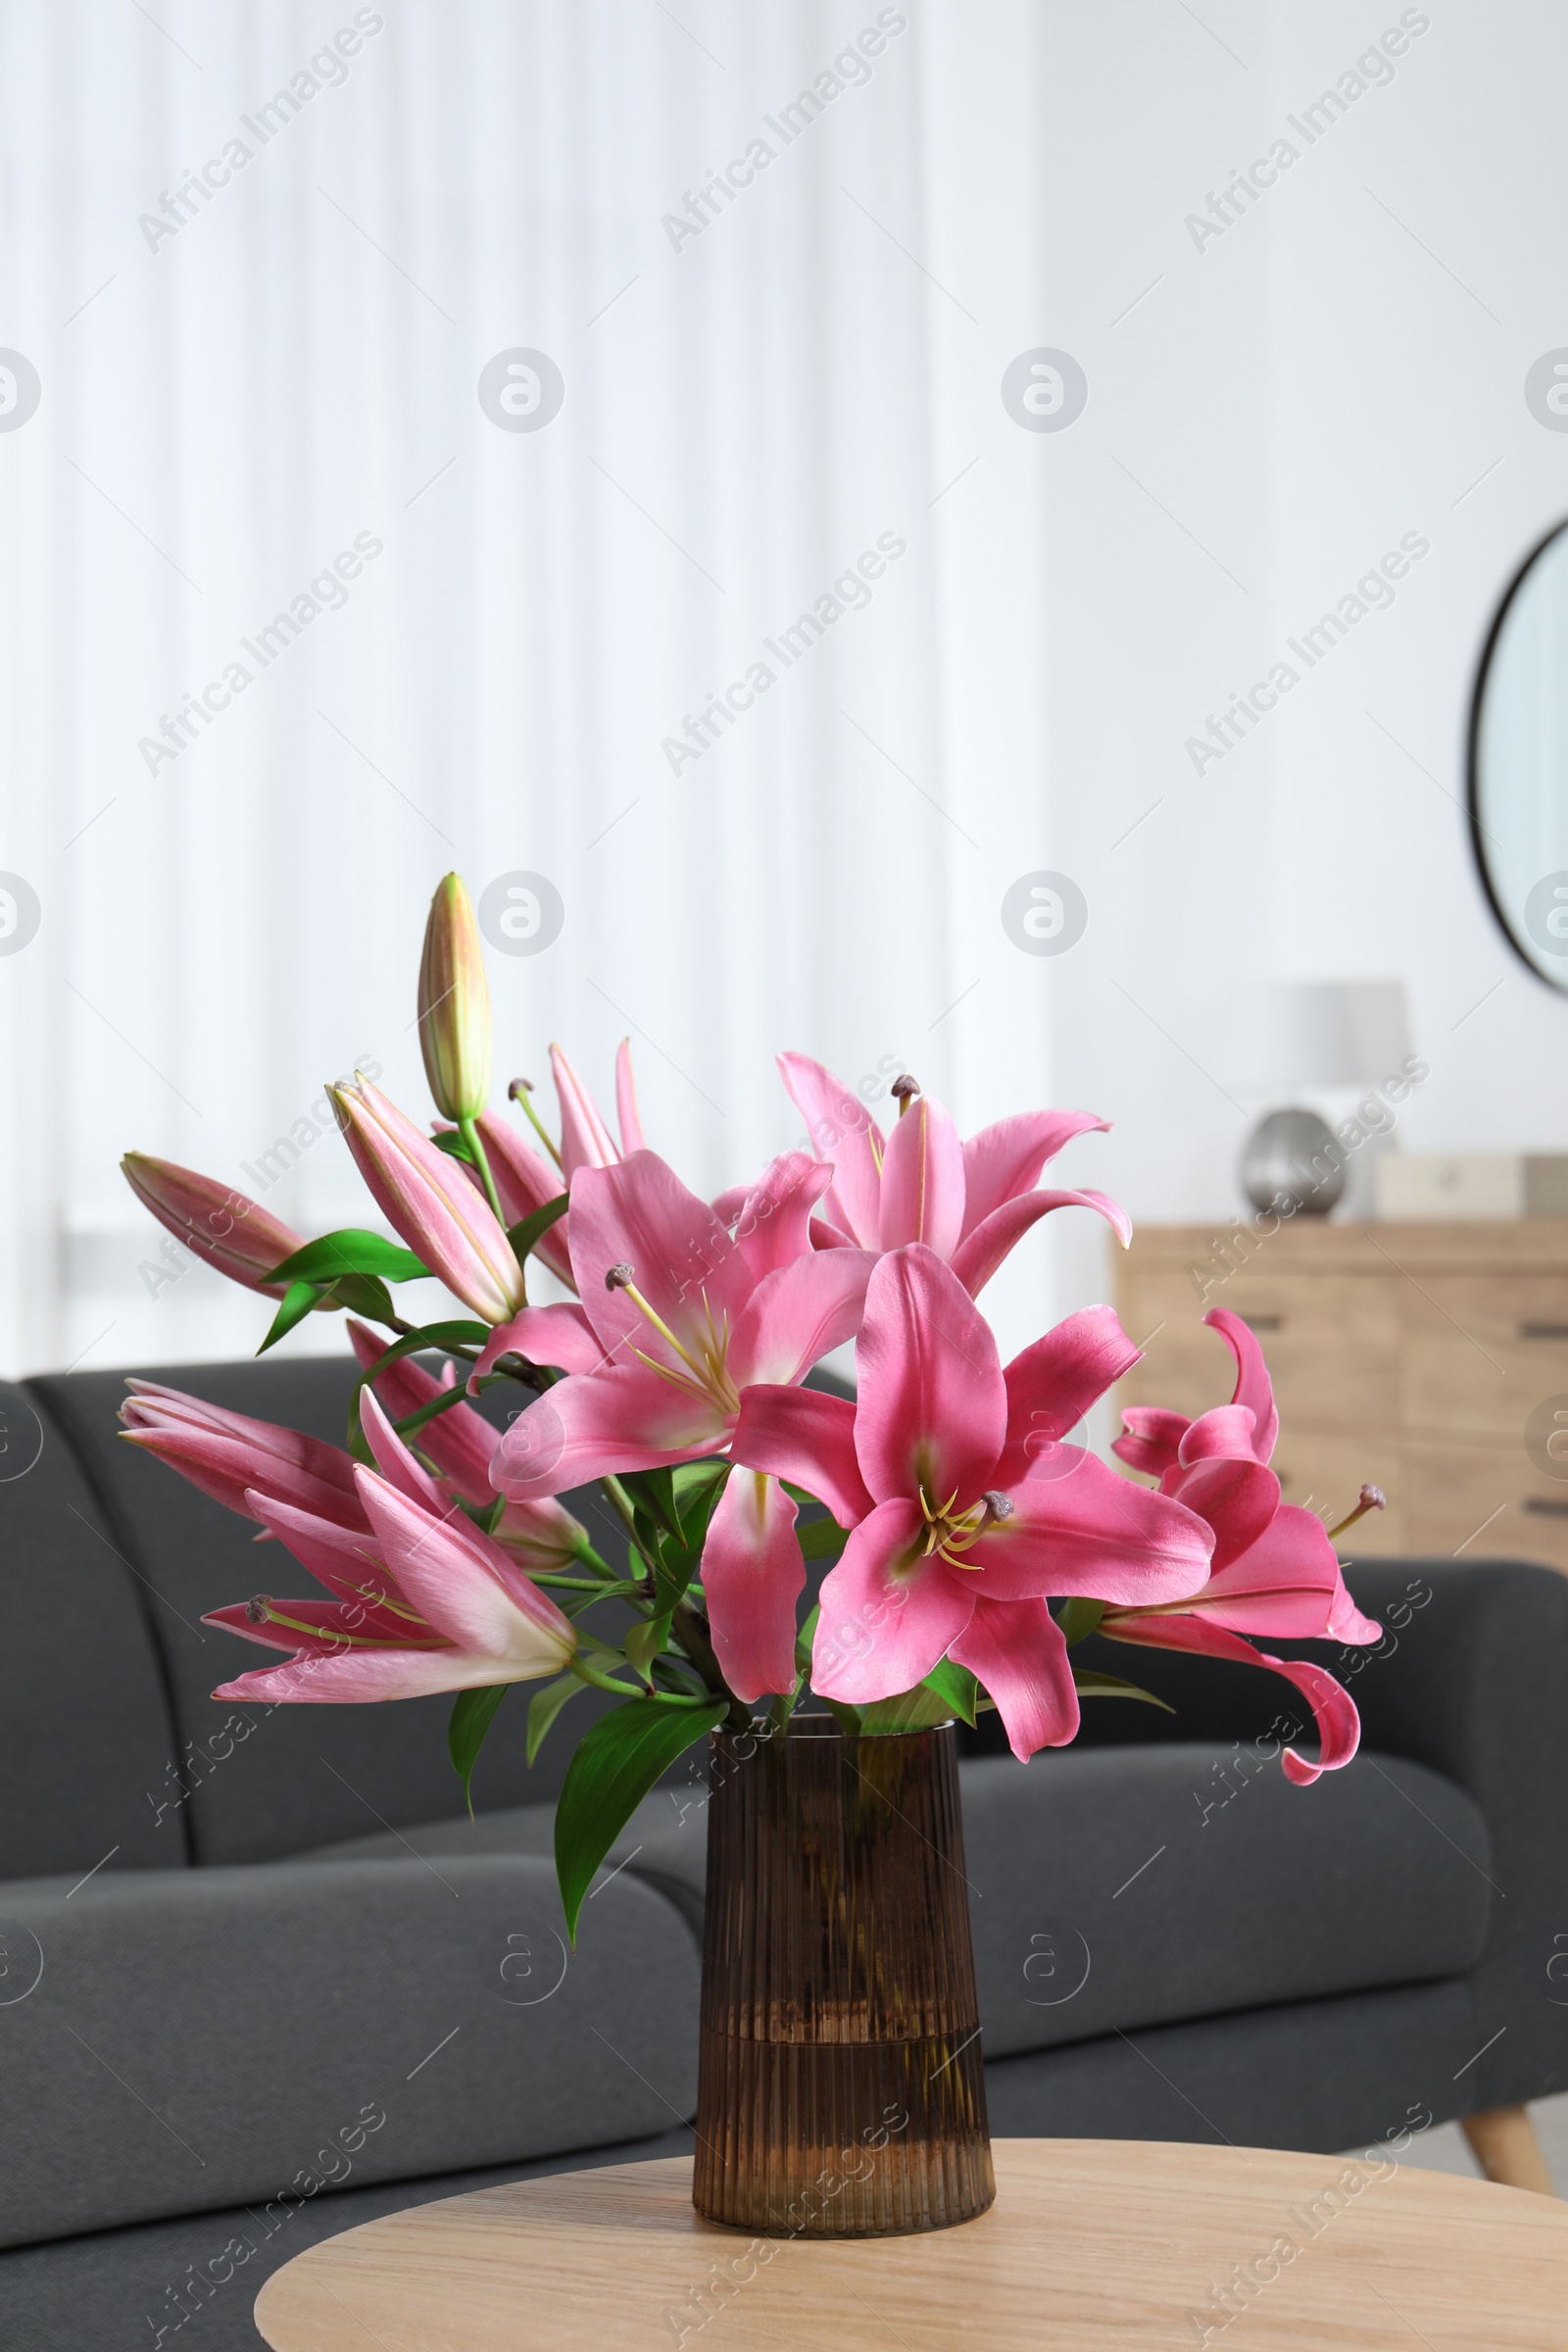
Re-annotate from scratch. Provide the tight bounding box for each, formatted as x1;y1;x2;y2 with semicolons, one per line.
0;1;1057;1378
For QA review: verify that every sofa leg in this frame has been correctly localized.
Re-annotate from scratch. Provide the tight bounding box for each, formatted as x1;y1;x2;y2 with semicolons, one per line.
1460;2105;1557;2195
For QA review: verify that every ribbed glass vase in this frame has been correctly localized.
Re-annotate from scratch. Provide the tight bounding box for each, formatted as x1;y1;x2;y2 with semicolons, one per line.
692;1715;995;2237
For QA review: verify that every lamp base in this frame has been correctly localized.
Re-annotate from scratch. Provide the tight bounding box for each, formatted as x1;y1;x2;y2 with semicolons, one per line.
1240;1107;1345;1216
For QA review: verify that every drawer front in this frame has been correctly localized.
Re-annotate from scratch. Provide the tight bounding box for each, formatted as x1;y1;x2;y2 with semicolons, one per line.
1116;1269;1400;1433
1403;1440;1568;1574
1401;1273;1568;1443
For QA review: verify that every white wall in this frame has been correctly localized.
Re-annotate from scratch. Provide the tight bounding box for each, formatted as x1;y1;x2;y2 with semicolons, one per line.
1;0;1563;1381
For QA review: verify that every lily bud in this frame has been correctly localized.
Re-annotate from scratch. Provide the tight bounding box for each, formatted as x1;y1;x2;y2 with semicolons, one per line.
417;872;492;1122
329;1074;526;1324
121;1153;307;1297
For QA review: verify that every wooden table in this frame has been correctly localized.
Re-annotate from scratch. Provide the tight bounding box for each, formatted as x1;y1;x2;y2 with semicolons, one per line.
254;2137;1568;2349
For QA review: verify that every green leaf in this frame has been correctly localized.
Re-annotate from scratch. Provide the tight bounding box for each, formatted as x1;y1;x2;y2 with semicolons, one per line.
506;1194;569;1265
798;1516;850;1561
266;1228;431;1288
859;1683;955;1734
432;1129;475;1164
625;1611;673;1685
1055;1596;1105;1648
526;1672;584;1765
448;1685;511;1812
1072;1668;1174;1712
555;1697;727;1942
923;1656;978;1725
620;1465;683;1545
257;1278;327;1354
332;1272;399;1326
794;1601;820;1677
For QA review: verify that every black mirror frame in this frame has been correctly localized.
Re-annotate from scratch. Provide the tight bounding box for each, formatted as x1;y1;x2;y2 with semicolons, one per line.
1467;510;1568;994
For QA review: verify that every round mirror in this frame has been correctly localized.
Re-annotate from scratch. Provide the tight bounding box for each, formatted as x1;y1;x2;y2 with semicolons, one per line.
1470;516;1568;988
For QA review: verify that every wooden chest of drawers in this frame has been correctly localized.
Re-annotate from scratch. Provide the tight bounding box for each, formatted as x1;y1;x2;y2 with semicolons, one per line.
1113;1221;1568;1572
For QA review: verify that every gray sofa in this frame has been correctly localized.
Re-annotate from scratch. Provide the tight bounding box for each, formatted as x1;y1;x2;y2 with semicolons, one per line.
2;1350;1565;2349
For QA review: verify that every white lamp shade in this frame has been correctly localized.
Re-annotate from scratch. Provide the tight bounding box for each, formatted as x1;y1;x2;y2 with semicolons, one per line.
1229;981;1412;1092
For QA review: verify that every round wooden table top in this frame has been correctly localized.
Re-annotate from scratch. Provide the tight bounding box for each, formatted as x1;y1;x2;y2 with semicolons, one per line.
254;2136;1568;2350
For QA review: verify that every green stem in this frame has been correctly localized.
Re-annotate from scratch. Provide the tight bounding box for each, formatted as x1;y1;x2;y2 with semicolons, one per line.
671;1597;750;1731
597;1473;658;1585
459;1115;509;1233
564;1648;712;1707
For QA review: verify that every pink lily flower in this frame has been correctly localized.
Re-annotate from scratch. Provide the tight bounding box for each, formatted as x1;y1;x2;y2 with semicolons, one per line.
1103;1308;1382;1784
488;1147;872;1498
119;1381;367;1534
729;1246;1214;1758
465;1040;645;1295
346;1320;588;1572
330;1074;525;1323
207;1392;576;1703
121;1153;307;1298
771;1054;1129;1297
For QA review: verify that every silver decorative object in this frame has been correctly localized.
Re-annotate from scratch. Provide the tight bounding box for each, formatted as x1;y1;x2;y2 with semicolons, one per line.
1240;1106;1345;1216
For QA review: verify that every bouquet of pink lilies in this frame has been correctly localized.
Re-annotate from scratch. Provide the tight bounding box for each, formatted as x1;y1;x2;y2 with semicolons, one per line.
121;876;1383;1935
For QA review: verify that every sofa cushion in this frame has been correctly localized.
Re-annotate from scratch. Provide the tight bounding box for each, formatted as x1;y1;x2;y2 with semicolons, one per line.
312;1742;1492;2063
0;1378;180;1880
961;1742;1493;2057
0;1853;699;2249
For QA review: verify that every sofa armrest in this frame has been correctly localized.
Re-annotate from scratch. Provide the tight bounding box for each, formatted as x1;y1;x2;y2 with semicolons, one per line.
0;1853;699;2250
1004;1557;1568;2115
1321;1556;1568;2115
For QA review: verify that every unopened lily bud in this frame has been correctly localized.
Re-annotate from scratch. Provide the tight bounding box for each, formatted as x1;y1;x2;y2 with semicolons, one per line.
330;1074;525;1322
417;872;492;1122
121;1153;307;1297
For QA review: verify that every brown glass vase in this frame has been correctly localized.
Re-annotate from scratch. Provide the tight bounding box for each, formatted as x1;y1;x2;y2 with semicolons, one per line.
692;1715;995;2237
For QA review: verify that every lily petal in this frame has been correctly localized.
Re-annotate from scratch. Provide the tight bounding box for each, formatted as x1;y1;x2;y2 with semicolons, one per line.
732;1152;835;1284
355;1473;574;1666
966;1458;1214;1603
473;1302;604;1380
728;1249;875;1389
214;1647;553;1704
701;1470;804;1703
1205;1306;1280;1464
810;1497;974;1699
1112;1406;1191;1482
1102;1612;1361;1782
958;1110;1109;1241
853;1245;1005;1511
947;1596;1079;1760
567;1152;750;1365
949;1188;1133;1300
878;1095;965;1257
1168;1453;1282;1573
728;1385;874;1529
474;1113;574;1288
614;1039;646;1153
491;1362;726;1497
1001;1304;1142;1483
551;1044;621;1178
1171;1502;1348;1636
775;1052;885;1249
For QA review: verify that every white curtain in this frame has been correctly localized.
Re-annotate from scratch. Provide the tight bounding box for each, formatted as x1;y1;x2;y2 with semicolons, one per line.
0;0;1078;1379
9;0;1353;1383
